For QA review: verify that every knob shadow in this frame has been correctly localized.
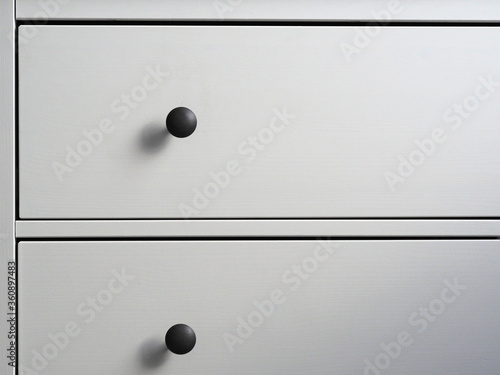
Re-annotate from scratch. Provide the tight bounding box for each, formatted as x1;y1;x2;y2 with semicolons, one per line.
138;337;170;369
137;122;170;155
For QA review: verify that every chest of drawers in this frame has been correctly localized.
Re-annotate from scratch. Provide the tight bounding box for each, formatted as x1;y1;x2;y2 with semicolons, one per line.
2;1;500;374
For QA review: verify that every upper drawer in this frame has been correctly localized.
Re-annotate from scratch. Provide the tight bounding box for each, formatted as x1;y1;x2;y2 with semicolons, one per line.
19;26;500;219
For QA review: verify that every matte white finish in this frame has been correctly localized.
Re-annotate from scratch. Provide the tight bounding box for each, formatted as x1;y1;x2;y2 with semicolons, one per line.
19;26;500;218
16;220;500;238
0;1;16;375
16;0;500;21
18;240;500;374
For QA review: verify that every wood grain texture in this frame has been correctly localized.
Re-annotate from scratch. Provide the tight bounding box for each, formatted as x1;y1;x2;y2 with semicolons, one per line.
18;240;500;374
19;26;500;218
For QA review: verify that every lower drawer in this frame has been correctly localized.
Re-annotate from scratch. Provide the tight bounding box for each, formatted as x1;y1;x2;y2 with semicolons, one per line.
18;240;500;374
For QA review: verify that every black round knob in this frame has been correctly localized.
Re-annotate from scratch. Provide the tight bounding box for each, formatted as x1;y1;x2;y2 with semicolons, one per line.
165;324;196;355
166;107;197;138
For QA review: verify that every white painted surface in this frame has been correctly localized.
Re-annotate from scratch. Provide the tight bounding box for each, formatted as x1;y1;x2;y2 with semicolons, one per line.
0;1;16;375
15;0;500;21
18;240;500;374
15;220;500;238
19;26;500;218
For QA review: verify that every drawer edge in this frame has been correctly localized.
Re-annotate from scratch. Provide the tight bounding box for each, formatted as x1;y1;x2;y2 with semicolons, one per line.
15;220;500;238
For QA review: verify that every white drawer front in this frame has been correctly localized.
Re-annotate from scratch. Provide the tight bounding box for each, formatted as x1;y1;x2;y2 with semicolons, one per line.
19;26;500;218
18;240;500;374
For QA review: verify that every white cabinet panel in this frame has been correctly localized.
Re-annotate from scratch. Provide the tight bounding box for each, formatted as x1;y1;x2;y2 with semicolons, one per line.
15;0;500;21
19;26;500;218
18;240;500;374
